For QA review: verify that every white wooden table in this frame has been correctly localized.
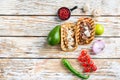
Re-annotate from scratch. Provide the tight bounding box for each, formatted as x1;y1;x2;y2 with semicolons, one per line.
0;0;120;80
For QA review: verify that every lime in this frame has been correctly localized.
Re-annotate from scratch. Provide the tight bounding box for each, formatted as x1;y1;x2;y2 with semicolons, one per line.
95;24;104;35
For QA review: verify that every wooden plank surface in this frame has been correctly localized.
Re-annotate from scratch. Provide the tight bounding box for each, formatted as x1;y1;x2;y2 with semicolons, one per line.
0;0;120;80
0;37;119;58
0;16;120;36
0;0;119;15
0;59;120;80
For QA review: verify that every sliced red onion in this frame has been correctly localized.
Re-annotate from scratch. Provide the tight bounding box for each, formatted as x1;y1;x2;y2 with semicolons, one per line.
92;40;105;54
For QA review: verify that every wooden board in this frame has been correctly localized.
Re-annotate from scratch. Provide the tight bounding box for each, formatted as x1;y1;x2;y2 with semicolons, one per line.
0;37;119;58
0;0;119;80
0;16;119;36
0;0;119;15
0;59;120;80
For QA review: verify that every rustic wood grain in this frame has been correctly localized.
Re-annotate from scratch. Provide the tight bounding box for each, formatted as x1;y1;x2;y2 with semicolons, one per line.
0;37;119;58
0;59;120;80
0;0;119;15
0;0;119;79
0;16;120;36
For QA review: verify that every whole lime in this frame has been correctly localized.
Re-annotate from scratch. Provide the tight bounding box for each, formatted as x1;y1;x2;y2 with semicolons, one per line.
95;24;104;35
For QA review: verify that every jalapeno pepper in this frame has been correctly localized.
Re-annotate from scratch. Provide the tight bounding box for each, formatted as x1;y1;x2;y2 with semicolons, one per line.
62;59;89;79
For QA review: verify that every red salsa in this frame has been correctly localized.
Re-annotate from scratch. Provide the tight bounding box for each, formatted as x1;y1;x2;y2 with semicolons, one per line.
58;7;71;20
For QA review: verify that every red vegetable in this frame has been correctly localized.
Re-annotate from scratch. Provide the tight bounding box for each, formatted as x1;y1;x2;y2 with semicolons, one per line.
78;50;97;73
91;65;97;71
84;67;91;72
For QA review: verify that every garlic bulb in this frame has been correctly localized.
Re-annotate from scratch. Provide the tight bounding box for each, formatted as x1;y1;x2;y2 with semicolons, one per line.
92;9;102;17
82;4;90;12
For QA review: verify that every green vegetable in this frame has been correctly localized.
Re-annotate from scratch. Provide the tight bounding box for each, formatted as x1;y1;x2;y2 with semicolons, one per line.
47;25;61;46
95;24;104;35
62;59;89;79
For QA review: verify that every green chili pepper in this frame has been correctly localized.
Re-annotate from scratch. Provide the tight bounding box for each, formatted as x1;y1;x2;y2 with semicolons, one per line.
62;59;89;79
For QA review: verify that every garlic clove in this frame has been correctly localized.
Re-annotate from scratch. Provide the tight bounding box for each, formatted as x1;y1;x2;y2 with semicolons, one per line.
82;4;90;12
